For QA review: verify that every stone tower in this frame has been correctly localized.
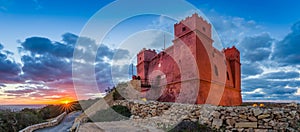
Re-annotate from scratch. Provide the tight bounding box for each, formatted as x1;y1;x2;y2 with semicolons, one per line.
136;13;242;106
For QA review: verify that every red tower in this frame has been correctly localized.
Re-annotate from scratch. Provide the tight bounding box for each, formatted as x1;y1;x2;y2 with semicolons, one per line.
136;13;242;106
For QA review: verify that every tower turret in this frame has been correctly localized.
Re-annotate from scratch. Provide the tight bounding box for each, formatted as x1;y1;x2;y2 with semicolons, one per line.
224;46;241;89
137;48;157;82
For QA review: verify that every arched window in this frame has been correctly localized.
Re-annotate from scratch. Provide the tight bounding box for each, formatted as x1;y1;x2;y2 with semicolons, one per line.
227;72;230;80
214;65;218;76
182;27;186;32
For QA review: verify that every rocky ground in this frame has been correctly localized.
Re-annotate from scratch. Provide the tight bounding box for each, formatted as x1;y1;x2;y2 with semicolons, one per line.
74;100;300;132
114;100;300;131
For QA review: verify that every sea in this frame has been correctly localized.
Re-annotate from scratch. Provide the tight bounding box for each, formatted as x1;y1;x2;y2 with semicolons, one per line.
0;105;46;112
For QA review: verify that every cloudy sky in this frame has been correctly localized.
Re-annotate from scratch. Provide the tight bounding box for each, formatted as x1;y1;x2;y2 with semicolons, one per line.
0;0;299;104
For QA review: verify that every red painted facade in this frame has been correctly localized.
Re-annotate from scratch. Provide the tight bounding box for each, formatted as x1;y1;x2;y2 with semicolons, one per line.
136;13;242;106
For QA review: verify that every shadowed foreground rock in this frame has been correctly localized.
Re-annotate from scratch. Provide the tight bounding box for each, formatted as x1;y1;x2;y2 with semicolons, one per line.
74;100;300;131
78;121;164;132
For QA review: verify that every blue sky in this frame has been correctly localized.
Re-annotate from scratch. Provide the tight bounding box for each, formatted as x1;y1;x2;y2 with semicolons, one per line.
0;0;299;104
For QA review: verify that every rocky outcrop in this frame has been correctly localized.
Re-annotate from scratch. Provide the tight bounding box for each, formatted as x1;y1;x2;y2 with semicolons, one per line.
113;100;300;131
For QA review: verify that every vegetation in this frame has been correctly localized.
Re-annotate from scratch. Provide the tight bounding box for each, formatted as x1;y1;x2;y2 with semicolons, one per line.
113;89;125;101
88;105;131;122
78;98;101;110
113;82;129;101
38;102;81;120
0;109;44;132
0;102;81;131
104;83;127;101
168;120;216;132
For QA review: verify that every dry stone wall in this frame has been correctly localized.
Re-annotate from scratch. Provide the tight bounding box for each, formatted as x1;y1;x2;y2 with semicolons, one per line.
19;112;66;132
114;100;300;131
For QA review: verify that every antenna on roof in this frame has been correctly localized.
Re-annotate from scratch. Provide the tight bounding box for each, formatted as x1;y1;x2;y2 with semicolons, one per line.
163;33;166;50
131;63;134;76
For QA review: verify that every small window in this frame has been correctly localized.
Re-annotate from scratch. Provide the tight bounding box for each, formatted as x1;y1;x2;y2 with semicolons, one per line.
139;57;141;60
182;27;186;32
202;27;206;32
227;72;230;80
214;65;218;76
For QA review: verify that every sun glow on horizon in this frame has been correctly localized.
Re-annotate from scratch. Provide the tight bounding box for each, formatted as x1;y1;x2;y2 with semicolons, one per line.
62;100;70;104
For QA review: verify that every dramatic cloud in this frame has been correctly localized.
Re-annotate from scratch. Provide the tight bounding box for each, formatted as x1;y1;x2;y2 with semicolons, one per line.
208;13;264;46
234;21;300;101
18;32;132;96
113;49;130;60
21;37;53;54
21;36;74;58
62;32;78;45
0;83;6;89
96;44;114;61
241;62;263;76
19;33;78;82
262;71;299;80
0;43;3;50
0;44;22;82
288;81;300;88
21;54;72;82
4;89;35;94
272;21;300;65
94;47;132;89
238;33;273;62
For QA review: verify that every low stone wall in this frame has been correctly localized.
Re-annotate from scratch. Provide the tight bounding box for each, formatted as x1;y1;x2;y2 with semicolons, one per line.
114;100;300;131
70;112;89;132
19;112;67;132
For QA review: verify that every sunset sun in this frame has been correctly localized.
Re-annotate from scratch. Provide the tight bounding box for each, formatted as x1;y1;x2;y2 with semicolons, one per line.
62;100;70;104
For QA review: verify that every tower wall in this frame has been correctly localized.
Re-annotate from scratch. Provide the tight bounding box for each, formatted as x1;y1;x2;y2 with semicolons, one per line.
221;46;242;105
224;46;241;90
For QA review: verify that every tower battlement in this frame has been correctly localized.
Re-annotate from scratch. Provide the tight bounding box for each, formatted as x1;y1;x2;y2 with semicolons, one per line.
174;13;212;39
224;46;240;61
138;48;157;54
175;13;211;27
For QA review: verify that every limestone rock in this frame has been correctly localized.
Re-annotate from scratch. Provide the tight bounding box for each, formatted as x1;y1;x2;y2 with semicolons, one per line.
262;119;270;122
226;119;236;126
254;129;268;132
258;114;270;119
235;122;257;128
212;119;223;129
212;111;221;119
253;109;263;116
239;114;247;119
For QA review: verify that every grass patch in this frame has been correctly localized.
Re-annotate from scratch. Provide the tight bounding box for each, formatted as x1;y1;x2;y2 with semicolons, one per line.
88;105;131;122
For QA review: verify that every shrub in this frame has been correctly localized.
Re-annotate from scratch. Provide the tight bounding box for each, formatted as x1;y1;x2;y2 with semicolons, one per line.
113;89;125;101
0;109;45;131
111;105;131;118
89;105;131;122
168;120;215;132
38;105;62;119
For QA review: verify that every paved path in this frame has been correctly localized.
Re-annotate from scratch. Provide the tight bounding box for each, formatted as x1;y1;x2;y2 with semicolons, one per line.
35;111;82;132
